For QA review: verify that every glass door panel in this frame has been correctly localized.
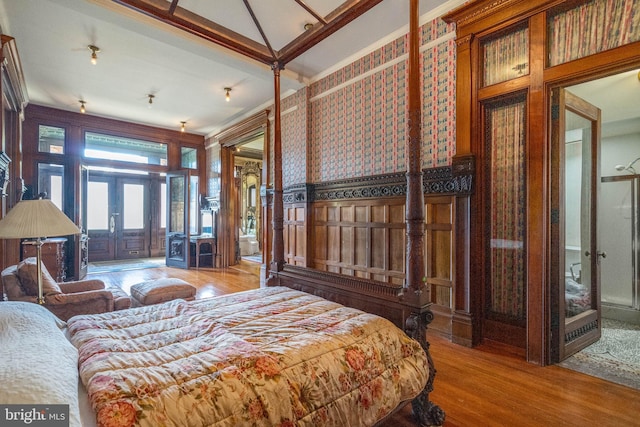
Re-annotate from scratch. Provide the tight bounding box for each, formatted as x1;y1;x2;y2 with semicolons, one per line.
87;178;115;261
123;183;145;229
564;110;593;319
115;178;149;259
166;171;189;268
87;181;109;230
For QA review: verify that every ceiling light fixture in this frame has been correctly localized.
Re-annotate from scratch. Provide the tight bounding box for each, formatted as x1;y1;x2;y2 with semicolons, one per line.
79;100;86;114
304;23;313;30
148;94;155;107
180;121;186;132
224;87;231;102
88;45;100;65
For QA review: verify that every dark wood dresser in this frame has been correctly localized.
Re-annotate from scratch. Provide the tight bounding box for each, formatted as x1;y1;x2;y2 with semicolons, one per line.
22;237;67;282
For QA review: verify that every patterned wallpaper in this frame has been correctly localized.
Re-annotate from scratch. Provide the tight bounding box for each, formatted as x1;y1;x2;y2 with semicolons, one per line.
282;17;457;185
281;88;308;187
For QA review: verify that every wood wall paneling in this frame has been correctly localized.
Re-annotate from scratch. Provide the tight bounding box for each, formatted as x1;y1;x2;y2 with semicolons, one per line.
444;0;640;363
283;162;474;339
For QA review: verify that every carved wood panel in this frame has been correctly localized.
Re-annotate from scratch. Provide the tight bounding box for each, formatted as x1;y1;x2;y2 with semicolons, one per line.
313;200;407;285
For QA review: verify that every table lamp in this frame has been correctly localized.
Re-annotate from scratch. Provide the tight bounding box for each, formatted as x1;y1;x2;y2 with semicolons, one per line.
0;199;80;304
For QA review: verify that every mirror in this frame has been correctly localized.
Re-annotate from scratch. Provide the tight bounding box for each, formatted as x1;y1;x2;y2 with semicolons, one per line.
240;162;260;237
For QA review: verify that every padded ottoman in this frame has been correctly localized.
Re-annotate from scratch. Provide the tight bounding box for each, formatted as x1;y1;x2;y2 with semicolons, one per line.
130;278;196;307
107;286;131;310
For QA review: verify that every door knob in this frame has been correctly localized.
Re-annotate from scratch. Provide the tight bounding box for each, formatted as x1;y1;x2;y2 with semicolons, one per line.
584;250;606;258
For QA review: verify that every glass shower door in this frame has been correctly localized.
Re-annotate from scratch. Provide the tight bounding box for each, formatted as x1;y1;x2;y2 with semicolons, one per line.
600;176;639;310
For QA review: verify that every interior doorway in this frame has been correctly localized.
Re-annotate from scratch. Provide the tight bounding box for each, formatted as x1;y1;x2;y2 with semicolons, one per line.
568;69;640;327
553;69;640;379
233;136;264;264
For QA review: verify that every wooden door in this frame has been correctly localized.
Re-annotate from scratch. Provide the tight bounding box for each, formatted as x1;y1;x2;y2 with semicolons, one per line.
165;171;190;268
114;177;150;259
551;88;603;361
87;174;151;261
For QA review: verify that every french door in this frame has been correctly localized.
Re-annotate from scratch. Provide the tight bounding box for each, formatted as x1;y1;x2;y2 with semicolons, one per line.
165;170;199;269
87;175;150;261
551;88;603;361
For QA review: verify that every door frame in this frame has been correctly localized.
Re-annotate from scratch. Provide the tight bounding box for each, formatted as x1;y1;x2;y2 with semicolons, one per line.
216;111;270;270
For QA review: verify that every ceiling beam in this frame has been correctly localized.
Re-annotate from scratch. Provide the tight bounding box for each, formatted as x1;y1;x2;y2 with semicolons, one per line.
112;0;385;68
113;0;275;65
277;0;385;65
242;0;277;60
293;0;328;25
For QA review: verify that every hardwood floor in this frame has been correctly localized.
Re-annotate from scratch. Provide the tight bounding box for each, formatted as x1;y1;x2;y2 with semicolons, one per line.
90;262;640;427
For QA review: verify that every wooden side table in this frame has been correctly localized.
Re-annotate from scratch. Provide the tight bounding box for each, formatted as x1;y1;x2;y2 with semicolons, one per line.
22;237;67;282
189;235;215;269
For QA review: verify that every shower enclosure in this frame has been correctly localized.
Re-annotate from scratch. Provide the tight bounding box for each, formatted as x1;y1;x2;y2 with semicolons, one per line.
600;158;640;324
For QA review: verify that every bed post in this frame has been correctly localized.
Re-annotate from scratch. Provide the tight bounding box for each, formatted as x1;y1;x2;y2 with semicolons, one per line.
405;0;444;425
267;60;285;285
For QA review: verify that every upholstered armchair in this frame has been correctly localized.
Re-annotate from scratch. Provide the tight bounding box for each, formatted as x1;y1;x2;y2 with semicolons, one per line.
1;257;130;321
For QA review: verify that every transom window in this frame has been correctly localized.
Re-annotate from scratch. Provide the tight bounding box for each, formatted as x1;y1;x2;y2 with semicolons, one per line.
84;132;167;165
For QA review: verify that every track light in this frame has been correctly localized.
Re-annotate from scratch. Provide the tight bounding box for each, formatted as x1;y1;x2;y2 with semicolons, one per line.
79;100;86;114
88;45;100;65
180;121;186;132
224;87;231;102
148;94;155;107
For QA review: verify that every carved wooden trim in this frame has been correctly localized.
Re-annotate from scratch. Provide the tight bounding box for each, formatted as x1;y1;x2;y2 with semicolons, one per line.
565;319;599;344
0;152;11;199
214;110;270;146
283;162;475;202
1;35;28;113
282;264;403;300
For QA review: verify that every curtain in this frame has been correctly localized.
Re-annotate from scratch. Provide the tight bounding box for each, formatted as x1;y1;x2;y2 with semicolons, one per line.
487;99;527;320
548;0;640;66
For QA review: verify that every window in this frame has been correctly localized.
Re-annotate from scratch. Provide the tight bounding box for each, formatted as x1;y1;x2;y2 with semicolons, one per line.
482;24;529;87
38;125;65;154
37;163;64;209
85;132;167;165
181;147;197;169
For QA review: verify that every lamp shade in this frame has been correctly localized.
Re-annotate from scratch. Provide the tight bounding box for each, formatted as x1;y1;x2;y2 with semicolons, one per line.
0;199;80;239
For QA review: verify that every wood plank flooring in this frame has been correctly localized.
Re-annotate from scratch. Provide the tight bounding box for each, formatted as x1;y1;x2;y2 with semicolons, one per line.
90;262;640;427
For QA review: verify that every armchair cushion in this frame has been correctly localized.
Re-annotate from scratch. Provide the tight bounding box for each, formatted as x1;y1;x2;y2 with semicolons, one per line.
59;279;105;294
16;257;61;296
46;291;115;321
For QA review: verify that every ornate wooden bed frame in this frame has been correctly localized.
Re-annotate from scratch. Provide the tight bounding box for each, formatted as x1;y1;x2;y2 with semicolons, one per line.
113;1;446;425
264;2;445;425
269;265;445;426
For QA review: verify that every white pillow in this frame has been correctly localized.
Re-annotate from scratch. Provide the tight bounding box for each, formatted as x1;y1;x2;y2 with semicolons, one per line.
0;302;81;427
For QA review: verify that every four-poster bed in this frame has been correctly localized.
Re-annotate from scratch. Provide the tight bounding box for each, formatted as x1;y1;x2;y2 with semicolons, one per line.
0;1;445;426
110;0;445;424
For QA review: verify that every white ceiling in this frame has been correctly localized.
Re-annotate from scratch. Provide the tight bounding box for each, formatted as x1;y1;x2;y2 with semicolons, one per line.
0;0;456;137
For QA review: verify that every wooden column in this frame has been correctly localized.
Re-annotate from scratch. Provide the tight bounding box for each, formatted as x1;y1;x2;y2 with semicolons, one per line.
268;61;285;279
405;0;425;294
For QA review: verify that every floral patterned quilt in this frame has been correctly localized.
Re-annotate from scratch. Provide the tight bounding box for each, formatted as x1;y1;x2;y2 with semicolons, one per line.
67;287;428;427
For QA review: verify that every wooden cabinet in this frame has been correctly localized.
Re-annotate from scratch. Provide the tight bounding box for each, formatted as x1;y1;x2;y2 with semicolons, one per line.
22;237;67;282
